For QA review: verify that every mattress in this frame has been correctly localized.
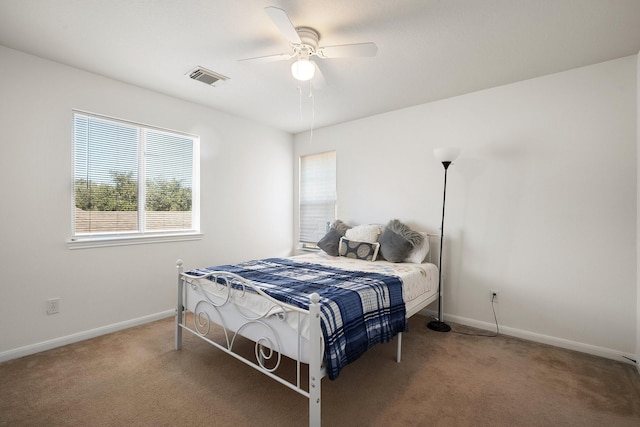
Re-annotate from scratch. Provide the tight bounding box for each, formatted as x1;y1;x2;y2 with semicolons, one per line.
291;252;437;309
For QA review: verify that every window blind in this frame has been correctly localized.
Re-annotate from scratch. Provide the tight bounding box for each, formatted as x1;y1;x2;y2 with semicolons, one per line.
144;129;194;231
299;151;336;243
72;112;198;237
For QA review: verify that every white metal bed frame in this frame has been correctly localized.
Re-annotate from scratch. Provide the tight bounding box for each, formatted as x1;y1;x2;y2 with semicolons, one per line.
175;239;439;427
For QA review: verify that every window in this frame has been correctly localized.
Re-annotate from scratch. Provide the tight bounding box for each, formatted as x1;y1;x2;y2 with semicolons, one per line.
71;111;199;245
299;151;336;247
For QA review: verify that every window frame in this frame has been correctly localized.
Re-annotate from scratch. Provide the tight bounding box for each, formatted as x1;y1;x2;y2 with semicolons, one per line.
68;110;201;249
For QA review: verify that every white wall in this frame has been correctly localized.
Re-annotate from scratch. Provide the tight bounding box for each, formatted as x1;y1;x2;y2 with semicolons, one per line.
294;56;637;361
0;47;293;359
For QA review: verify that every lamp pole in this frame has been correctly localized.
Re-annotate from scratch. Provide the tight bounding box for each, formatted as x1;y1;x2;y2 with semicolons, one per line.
428;159;453;332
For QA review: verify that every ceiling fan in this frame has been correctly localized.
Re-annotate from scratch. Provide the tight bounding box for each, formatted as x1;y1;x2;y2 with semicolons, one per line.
240;6;378;84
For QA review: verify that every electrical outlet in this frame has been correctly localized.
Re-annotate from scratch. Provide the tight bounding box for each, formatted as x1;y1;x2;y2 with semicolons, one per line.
490;290;499;303
47;298;60;315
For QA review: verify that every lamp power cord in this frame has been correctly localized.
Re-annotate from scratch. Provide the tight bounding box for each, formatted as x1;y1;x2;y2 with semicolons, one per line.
451;293;500;337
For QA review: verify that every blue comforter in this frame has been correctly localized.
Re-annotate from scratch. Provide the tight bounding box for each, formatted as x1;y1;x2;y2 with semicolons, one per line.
188;258;407;380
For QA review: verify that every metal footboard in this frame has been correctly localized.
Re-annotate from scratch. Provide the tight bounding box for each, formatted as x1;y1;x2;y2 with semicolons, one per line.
175;259;324;427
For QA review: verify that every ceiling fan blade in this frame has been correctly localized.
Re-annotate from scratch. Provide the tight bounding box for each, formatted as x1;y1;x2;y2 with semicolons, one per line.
238;53;293;63
264;6;301;44
312;61;327;89
318;42;378;58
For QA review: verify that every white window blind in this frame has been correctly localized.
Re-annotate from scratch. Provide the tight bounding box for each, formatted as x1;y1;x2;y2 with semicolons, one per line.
72;112;199;240
299;151;336;244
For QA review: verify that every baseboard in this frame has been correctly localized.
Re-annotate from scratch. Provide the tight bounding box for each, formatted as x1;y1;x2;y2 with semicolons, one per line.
419;309;636;366
2;308;635;370
0;310;175;363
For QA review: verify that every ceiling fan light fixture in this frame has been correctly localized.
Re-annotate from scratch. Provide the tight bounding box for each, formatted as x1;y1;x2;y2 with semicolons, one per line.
291;57;315;81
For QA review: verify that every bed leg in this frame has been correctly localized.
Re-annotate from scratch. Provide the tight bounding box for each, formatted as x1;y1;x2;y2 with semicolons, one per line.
396;332;402;363
176;259;184;351
308;293;322;427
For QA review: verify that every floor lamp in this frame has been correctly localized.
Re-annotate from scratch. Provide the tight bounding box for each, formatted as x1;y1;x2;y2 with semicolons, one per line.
427;147;460;333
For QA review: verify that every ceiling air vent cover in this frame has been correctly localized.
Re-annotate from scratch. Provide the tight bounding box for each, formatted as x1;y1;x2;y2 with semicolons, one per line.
187;66;229;87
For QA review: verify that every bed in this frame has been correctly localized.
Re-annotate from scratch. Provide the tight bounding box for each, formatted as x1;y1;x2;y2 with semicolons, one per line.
175;227;439;427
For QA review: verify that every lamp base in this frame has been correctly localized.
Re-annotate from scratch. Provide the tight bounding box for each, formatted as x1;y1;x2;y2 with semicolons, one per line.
427;320;451;333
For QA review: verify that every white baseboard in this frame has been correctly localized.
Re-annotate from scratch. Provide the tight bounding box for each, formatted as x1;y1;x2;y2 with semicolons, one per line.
419;309;636;366
0;310;175;363
2;308;636;370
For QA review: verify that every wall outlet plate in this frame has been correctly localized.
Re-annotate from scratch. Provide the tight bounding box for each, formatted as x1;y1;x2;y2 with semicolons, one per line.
47;298;60;315
490;290;499;303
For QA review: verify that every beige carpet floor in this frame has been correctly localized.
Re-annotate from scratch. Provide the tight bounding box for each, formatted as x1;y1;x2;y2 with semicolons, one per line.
1;315;639;427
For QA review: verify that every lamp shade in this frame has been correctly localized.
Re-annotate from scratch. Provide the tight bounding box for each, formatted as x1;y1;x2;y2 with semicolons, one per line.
291;58;315;81
434;147;461;163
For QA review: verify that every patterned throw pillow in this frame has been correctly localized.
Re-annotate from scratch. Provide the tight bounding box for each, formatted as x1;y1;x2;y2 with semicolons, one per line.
338;237;380;261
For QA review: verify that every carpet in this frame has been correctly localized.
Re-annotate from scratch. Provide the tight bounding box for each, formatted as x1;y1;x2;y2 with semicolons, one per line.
1;315;639;426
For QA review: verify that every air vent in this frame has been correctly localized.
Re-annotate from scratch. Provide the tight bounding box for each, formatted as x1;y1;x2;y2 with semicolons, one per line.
186;66;229;87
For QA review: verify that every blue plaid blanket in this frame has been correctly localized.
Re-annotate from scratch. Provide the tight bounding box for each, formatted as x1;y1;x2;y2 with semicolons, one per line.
188;258;407;380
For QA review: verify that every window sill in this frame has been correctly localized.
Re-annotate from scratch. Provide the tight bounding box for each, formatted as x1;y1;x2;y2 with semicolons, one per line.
67;232;203;250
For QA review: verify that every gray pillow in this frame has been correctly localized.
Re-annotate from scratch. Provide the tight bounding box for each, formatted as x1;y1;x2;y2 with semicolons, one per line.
317;228;343;256
387;219;424;247
379;227;413;262
317;220;352;256
332;219;351;235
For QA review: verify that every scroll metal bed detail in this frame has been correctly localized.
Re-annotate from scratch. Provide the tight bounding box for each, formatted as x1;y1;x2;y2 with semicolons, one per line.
175;259;324;426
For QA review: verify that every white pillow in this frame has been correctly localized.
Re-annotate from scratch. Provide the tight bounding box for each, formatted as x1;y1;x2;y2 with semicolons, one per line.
345;224;383;243
404;232;430;263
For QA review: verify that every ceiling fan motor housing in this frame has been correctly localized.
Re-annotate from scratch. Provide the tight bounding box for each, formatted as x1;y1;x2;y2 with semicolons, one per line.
296;27;320;52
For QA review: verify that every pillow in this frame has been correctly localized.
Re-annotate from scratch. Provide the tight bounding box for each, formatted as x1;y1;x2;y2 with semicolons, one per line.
345;224;383;243
317;220;351;256
386;219;424;247
338;237;380;261
379;227;413;262
404;232;430;263
317;229;342;256
332;219;351;235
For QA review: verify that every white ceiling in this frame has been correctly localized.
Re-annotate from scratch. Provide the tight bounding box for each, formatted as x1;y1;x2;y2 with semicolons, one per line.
1;0;639;134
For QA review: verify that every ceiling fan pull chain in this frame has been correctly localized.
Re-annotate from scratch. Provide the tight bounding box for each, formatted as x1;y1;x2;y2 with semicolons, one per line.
308;82;315;145
296;82;315;144
297;85;304;121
